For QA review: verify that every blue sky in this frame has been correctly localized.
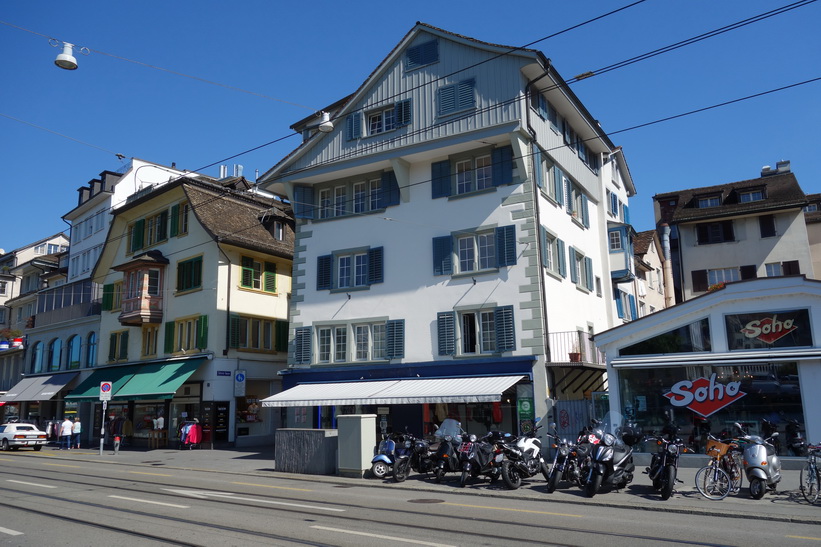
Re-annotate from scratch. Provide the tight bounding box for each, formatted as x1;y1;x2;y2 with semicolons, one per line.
1;1;818;253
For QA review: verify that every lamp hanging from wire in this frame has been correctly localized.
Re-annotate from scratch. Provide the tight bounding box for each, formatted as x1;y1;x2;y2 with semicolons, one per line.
49;39;90;70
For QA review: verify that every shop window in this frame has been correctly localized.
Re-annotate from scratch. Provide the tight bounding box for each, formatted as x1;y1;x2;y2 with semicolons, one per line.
67;335;82;369
619;318;711;356
31;341;44;373
48;338;62;371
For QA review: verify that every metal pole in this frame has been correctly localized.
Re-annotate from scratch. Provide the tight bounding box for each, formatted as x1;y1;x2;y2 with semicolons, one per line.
99;400;107;456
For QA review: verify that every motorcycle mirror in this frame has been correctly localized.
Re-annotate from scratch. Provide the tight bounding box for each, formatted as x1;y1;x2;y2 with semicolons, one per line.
550;422;557;430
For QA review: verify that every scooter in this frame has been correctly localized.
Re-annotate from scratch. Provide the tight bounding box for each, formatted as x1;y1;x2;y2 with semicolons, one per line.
457;431;501;487
393;433;436;483
733;422;782;499
583;419;638;498
500;424;548;490
431;418;466;483
370;432;409;479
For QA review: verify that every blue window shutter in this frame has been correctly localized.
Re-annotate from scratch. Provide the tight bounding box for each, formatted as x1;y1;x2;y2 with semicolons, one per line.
565;178;573;214
345;113;361;140
557;239;567;278
439;84;457;115
553;166;564;206
611;193;618;215
431;160;452;198
294;186;314;219
629;294;637;320
615;290;624;319
294;326;312;364
624;204;631;224
492;145;513;187
380;171;399;207
533;145;543;188
494;306;515;352
538;95;548;120
395;99;412;126
495;225;516;267
539;226;547;268
584;256;593;290
368;247;384;284
406;39;438;69
316;255;332;290
581;194;590;228
569;246;578;284
432;236;453;275
437;311;456;356
457;79;475;110
386;319;404;359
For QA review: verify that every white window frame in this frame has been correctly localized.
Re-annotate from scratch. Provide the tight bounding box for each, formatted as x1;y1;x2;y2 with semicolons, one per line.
765;262;783;277
457;231;495;273
698;196;721;208
740;190;764;203
609;231;623;251
707;267;740;285
459;309;497;355
367;107;396;135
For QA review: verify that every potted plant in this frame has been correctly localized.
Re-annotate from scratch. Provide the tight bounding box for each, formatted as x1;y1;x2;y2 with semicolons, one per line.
569;342;581;362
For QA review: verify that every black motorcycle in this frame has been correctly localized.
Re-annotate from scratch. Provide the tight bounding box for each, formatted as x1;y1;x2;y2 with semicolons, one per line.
393;433;436;482
761;419;782;455
458;431;502;487
499;425;548;490
645;420;688;500
786;419;808;457
545;423;584;493
431;418;466;483
583;420;638;498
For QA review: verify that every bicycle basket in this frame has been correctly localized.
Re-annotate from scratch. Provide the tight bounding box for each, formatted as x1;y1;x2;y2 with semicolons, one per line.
705;439;730;458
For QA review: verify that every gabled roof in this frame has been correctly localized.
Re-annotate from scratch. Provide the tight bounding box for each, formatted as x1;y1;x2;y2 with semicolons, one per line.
633;230;657;256
654;172;807;224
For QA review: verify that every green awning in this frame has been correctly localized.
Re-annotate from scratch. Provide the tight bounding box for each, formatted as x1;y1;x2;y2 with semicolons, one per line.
114;359;203;401
65;365;140;402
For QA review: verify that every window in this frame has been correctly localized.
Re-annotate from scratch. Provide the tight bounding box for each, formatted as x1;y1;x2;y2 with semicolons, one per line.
145;211;169;247
87;332;97;367
569;247;594;291
48;338;62;371
609;231;623;251
318;188;332;219
229;315;286;352
368;107;395;135
698;196;721;208
296;320;402;364
353;182;367;214
539;226;566;278
142;325;158;357
433;225;516;276
31;341;43;373
67;335;81;369
108;330;129;362
240;257;276;293
334;186;347;216
302;172;399;220
438;78;475;116
112;281;123;310
164;315;208;353
354;323;387;361
766;262;783;277
273;221;284;241
433;147;511;198
805;204;818;212
696;221;734;244
759;215;776;238
739;189;764;203
177;256;203;292
0;281;6;296
406;39;438;69
565;180;590;227
614;290;636;320
708;268;740;286
437;306;515;356
317;247;383;290
170;202;189;237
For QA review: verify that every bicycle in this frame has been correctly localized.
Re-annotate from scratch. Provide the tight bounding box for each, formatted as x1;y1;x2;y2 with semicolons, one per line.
694;437;741;500
800;443;821;504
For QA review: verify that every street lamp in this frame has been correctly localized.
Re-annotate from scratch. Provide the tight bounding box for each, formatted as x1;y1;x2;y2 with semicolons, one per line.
50;40;90;70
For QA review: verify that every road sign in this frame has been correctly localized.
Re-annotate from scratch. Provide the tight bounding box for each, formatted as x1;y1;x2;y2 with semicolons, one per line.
100;381;113;401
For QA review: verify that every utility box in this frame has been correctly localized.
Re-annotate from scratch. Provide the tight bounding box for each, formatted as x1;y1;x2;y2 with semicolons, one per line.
337;414;377;478
275;428;338;475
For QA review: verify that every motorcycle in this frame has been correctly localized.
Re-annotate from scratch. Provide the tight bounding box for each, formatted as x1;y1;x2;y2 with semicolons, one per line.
545;423;584;493
370;432;410;479
732;422;782;499
645;418;689;500
583;414;638;498
393;433;436;483
458;431;502;487
431;418;467;483
786;419;808;457
761;419;782;455
500;424;548;490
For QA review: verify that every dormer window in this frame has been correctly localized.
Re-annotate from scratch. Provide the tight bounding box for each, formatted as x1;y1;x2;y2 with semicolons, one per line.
739;189;765;203
697;195;721;208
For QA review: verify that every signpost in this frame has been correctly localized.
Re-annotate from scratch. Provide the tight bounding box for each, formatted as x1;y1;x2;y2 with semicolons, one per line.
99;381;112;455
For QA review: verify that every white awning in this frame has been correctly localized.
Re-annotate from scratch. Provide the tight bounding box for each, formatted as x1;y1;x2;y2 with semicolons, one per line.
261;375;525;407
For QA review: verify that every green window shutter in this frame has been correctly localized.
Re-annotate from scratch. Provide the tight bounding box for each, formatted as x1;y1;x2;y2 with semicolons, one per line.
164;321;176;353
193;257;202;289
197;315;208;349
494;306;515;352
495;225;517;267
118;331;129;361
108;333;117;361
158;210;169;241
263;262;277;293
385;319;405;359
228;314;241;349
431;160;452;199
131;219;145;251
240;256;254;288
170;204;179;237
176;261;185;291
437;311;456;356
102;284;114;311
275;320;289;352
432;236;453;275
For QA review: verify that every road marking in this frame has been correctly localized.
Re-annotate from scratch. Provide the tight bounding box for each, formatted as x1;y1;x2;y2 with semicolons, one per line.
0;458;13;461
109;495;190;508
128;471;173;477
7;480;56;488
310;526;455;547
163;489;345;512
0;526;23;537
443;501;583;518
232;481;312;492
43;463;82;468
787;536;821;541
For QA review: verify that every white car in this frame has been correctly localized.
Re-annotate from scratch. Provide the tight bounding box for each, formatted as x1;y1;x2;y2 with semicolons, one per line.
0;422;48;451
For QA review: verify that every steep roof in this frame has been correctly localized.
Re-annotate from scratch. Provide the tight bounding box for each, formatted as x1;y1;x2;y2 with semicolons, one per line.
633;230;657;256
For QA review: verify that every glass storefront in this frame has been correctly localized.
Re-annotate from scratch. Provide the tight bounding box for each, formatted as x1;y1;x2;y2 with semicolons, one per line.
618;362;802;455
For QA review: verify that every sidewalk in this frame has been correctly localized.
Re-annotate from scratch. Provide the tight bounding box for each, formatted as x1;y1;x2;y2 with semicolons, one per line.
39;444;821;525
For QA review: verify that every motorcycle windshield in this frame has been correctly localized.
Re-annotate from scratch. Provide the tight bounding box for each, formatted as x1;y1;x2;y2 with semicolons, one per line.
434;418;463;440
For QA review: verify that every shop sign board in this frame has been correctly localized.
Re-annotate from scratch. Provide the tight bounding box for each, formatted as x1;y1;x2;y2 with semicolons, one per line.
663;373;746;418
725;309;811;350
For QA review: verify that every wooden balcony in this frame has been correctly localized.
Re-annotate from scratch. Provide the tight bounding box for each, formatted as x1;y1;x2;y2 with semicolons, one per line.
548;330;605;368
118;295;163;326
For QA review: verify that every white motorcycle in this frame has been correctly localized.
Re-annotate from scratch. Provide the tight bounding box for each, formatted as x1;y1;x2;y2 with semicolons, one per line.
500;424;548;490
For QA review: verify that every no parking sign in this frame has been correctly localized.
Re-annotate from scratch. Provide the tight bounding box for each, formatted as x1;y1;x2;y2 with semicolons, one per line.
99;381;112;401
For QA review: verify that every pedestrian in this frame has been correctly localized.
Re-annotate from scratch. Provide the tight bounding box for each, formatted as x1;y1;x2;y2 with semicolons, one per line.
60;416;73;450
72;417;82;449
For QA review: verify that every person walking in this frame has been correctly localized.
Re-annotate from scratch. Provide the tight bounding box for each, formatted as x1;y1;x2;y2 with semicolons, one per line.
72;417;82;449
60;416;73;450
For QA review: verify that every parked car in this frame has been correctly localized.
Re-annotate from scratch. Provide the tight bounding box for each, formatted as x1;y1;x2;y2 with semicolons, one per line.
0;422;48;451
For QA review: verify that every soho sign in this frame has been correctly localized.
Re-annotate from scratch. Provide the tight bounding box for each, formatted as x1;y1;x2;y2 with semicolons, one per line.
664;373;746;418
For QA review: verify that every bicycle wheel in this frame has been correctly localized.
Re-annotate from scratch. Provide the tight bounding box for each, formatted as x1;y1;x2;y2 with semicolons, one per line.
722;456;742;494
695;464;731;500
800;463;820;504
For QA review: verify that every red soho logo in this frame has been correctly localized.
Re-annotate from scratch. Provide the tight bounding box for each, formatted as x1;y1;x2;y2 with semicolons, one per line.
739;314;798;344
664;373;746;418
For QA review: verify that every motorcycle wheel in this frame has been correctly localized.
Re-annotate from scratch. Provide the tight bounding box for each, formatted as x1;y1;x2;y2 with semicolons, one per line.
749;478;766;500
541;461;550;482
394;460;410;483
434;465;446;484
660;465;675;500
501;461;522;490
585;471;602;498
371;461;389;479
459;469;469;488
546;468;560;493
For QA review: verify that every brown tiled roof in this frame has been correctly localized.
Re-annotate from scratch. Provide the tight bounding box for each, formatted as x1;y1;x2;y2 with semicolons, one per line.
805;193;821;224
633;230;656;256
654;173;807;224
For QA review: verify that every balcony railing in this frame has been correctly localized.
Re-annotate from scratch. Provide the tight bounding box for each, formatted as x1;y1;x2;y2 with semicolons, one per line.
548;330;605;367
118;295;163;325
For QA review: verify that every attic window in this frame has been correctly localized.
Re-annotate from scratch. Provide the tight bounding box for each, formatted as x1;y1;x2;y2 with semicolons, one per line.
739;189;765;203
697;195;721;208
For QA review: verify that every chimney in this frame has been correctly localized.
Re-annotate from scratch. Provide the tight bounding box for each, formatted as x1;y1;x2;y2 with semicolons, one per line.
219;165;228;178
761;165;775;177
776;160;791;174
